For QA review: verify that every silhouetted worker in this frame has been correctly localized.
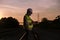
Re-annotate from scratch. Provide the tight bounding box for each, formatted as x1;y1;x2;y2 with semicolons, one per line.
23;8;38;40
24;8;33;31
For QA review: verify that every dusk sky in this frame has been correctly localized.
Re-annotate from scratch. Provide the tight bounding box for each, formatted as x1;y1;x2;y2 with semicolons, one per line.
0;0;60;22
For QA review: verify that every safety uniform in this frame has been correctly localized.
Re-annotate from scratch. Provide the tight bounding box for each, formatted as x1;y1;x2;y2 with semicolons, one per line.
24;15;33;30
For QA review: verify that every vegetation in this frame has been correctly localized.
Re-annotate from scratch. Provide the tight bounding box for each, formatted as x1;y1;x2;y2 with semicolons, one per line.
0;15;60;29
38;15;60;29
0;17;20;28
0;15;60;40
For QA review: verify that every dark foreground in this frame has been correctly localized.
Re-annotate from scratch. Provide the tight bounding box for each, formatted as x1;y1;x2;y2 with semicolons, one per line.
0;27;60;40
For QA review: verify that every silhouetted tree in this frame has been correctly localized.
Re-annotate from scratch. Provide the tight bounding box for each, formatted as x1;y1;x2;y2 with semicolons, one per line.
39;17;54;29
39;18;49;29
0;17;19;28
41;18;48;22
0;17;7;28
53;15;60;28
5;17;19;28
56;15;60;19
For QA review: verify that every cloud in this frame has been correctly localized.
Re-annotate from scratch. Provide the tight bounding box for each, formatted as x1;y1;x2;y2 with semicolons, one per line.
0;0;60;22
0;0;59;14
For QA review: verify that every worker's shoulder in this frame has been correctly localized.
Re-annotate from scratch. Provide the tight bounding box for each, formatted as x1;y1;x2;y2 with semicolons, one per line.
24;15;28;18
24;15;27;20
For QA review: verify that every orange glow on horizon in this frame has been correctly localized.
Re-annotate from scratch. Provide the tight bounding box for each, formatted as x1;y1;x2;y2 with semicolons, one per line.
0;11;4;19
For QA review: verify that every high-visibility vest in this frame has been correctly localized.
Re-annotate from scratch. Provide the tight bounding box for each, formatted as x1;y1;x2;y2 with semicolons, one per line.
25;15;33;30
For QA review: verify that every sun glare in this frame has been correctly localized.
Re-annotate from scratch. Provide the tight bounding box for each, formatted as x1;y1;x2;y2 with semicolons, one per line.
0;11;3;19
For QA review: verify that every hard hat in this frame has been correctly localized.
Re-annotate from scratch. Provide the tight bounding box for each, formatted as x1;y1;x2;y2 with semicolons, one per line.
27;8;32;12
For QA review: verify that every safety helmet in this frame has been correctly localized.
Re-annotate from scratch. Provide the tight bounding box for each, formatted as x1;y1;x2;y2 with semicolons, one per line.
27;8;32;14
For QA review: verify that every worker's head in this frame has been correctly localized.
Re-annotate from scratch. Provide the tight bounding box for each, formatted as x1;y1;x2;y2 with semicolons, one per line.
26;8;32;16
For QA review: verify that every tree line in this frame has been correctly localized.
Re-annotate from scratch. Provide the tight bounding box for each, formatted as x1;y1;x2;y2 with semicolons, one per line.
38;15;60;29
0;15;60;29
0;17;20;28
